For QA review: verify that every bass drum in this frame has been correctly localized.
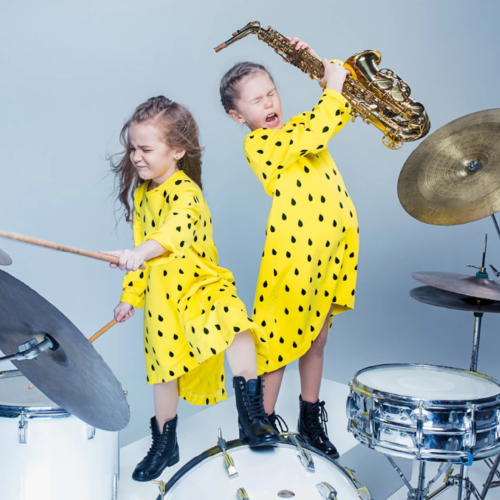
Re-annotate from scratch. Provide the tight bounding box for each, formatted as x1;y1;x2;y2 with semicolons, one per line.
0;372;119;500
159;434;372;500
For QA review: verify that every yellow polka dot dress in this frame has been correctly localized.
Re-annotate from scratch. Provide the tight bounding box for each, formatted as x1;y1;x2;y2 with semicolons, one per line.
244;88;359;374
120;170;268;405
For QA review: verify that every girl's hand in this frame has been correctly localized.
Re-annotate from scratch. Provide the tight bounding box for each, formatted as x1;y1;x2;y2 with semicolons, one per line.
320;58;351;93
114;302;134;322
286;36;319;59
100;249;146;271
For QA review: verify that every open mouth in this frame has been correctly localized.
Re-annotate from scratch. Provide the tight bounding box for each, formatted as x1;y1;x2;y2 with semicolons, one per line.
265;112;279;127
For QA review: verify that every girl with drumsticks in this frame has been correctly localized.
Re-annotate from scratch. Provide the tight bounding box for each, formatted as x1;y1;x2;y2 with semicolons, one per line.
103;96;279;482
219;37;358;458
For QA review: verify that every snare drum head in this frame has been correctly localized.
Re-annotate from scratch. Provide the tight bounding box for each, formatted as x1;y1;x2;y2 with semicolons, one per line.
0;374;60;409
165;440;368;500
356;364;500;401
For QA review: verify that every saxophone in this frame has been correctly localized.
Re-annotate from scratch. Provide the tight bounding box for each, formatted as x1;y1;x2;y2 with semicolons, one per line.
215;21;430;150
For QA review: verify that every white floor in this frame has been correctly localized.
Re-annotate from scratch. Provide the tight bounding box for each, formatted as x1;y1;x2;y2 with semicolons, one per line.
118;369;360;499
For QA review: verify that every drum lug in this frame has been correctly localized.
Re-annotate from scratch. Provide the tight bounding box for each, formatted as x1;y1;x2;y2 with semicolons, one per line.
86;424;96;440
368;401;380;448
464;404;477;450
316;481;338;499
286;432;315;473
415;401;425;459
217;428;238;478
112;473;118;500
18;413;28;444
237;487;250;500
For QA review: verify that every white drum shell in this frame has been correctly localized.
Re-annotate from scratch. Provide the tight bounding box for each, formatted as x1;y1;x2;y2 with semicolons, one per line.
164;441;370;500
0;375;119;500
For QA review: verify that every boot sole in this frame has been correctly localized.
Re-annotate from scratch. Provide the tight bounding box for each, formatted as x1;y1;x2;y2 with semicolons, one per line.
131;452;180;482
239;428;281;448
297;433;339;459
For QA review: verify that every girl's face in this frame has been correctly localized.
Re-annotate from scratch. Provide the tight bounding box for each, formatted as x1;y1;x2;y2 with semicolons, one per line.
128;121;185;188
229;72;283;131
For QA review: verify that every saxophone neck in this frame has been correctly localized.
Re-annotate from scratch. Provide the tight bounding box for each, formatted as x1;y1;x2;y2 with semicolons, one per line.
214;21;262;53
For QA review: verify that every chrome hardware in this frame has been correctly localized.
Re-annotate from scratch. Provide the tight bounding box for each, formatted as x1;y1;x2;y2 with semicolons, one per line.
218;428;238;478
286;432;315;473
87;425;96;440
18;413;28;444
237;487;250;499
316;482;338;499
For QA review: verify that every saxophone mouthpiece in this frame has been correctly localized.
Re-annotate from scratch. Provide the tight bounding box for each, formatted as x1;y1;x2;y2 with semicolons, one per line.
214;42;227;53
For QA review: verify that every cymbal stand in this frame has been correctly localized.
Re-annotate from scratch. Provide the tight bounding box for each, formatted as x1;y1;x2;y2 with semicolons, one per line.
486;215;500;497
466;235;489;372
0;336;54;365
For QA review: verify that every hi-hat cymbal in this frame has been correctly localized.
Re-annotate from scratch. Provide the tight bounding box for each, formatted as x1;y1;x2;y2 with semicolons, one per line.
398;109;500;225
412;271;500;301
0;270;129;431
0;248;12;266
410;286;500;313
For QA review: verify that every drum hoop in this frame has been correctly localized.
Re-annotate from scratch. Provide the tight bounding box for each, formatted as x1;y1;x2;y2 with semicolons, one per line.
0;404;70;419
159;436;371;499
352;363;500;407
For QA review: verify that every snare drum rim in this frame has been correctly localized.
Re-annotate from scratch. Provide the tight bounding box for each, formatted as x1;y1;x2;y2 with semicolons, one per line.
160;436;372;500
351;363;500;408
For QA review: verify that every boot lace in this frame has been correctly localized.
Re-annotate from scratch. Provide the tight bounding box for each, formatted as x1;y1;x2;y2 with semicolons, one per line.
243;392;268;422
146;424;168;456
306;401;329;439
273;413;289;433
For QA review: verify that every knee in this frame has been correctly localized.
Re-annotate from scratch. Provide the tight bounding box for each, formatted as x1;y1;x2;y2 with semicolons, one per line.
310;330;328;353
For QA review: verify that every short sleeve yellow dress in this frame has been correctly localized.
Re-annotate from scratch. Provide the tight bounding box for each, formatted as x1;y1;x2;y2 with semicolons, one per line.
120;170;268;405
244;88;359;374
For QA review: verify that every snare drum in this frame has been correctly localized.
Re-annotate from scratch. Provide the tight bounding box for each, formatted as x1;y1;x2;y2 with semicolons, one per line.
0;372;119;500
160;435;372;499
347;364;500;463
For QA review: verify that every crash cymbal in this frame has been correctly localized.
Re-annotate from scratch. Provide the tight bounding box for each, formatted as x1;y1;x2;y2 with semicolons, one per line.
410;286;500;313
0;248;12;266
398;109;500;225
412;271;500;301
0;270;129;431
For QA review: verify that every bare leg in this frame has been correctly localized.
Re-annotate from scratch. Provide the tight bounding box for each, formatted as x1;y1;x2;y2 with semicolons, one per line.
299;304;334;403
154;380;179;432
262;366;286;415
226;329;258;381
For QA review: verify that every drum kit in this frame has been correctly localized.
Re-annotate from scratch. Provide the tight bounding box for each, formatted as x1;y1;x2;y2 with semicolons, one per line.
346;108;500;500
2;108;500;500
0;234;129;500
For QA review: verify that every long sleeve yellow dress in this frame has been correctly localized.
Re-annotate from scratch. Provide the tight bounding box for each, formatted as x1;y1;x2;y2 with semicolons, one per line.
244;88;358;374
120;170;268;405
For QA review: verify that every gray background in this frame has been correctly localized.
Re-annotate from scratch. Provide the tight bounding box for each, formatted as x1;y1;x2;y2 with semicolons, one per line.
1;0;500;448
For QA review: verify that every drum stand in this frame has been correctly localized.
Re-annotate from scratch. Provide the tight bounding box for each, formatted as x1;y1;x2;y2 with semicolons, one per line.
0;336;54;365
385;456;486;500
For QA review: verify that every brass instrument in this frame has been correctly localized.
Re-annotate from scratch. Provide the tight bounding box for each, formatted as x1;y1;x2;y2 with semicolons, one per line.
215;21;430;150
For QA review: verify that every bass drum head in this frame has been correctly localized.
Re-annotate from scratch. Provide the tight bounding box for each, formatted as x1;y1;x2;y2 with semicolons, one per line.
164;437;370;499
356;364;500;402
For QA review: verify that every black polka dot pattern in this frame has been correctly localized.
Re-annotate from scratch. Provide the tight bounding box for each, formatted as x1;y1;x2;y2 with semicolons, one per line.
244;88;358;372
120;170;269;406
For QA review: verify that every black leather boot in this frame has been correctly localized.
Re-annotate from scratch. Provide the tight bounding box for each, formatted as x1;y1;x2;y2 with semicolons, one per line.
297;396;339;458
268;411;289;434
234;376;280;447
132;415;180;481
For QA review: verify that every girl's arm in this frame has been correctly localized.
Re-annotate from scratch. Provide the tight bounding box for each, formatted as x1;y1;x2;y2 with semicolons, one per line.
245;61;352;196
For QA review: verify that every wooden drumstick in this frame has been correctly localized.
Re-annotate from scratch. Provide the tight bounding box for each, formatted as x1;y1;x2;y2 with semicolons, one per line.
0;230;120;265
28;319;118;389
